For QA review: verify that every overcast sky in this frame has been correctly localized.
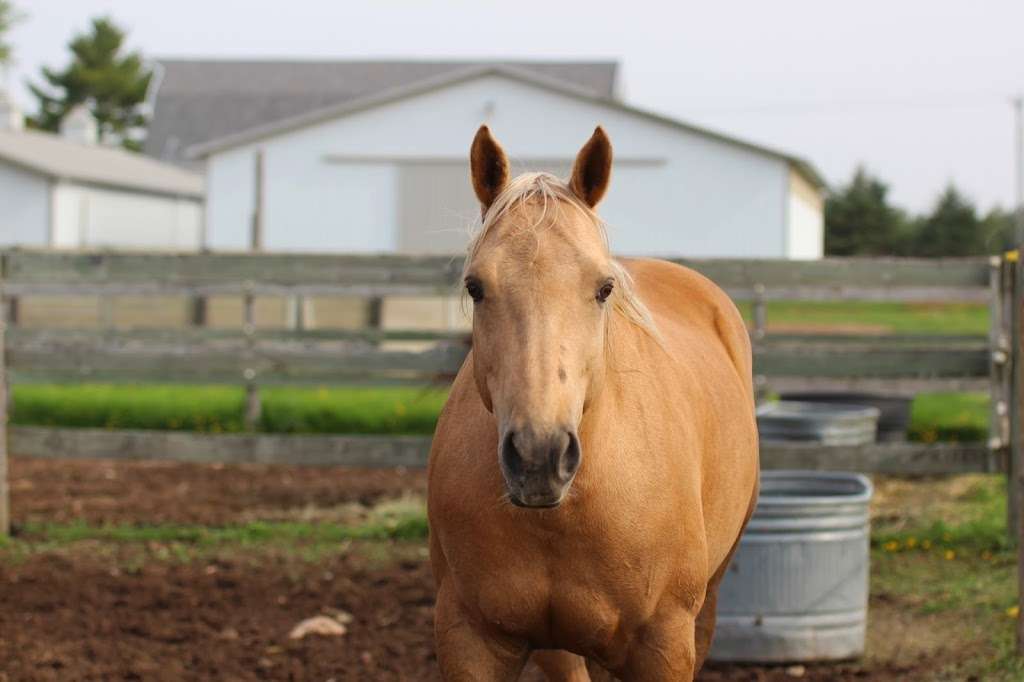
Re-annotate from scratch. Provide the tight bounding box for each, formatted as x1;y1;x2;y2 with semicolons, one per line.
4;0;1022;213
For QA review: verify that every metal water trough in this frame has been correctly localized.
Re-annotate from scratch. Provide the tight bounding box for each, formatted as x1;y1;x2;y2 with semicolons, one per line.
757;401;880;446
779;391;912;442
710;471;873;663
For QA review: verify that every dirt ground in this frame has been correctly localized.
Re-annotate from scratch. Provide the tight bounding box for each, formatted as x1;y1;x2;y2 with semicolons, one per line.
0;457;982;681
8;457;428;527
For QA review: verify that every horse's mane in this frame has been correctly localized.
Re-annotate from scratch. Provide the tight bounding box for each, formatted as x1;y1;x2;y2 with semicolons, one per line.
463;171;658;338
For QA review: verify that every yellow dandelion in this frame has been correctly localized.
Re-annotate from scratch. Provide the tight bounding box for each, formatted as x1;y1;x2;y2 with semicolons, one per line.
944;550;956;561
906;537;917;549
883;540;900;552
1007;606;1020;619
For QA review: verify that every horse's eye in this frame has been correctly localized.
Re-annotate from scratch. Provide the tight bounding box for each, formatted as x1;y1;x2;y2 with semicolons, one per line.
596;281;614;303
466;280;485;303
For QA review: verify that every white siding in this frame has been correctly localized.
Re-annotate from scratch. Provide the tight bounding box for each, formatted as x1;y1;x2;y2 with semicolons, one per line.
0;162;50;246
204;74;800;258
785;169;825;260
52;182;203;250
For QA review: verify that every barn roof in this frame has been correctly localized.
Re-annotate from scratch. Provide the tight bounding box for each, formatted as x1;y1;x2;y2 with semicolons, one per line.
145;59;619;165
185;64;826;191
0;128;204;198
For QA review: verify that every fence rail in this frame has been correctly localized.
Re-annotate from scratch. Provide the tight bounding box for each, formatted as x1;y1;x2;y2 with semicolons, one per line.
2;250;992;301
0;249;1013;541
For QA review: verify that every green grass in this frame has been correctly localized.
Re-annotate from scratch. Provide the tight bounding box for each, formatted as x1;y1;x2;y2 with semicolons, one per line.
10;383;993;442
738;300;989;335
873;475;1008;553
869;476;1022;679
909;392;989;443
11;384;449;436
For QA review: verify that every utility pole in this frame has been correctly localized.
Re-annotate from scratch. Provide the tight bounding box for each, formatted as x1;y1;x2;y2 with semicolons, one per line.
1013;93;1024;656
1015;96;1023;245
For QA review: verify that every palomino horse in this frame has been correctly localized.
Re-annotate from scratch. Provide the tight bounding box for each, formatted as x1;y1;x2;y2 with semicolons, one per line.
427;125;759;681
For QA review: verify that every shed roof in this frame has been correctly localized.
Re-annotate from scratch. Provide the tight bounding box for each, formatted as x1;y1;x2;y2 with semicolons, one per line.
146;59;618;164
0;128;204;198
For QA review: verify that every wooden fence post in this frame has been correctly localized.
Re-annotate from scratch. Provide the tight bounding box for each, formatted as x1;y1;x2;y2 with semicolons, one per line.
1012;249;1024;655
0;251;9;537
991;257;1015;540
242;284;261;431
752;283;767;341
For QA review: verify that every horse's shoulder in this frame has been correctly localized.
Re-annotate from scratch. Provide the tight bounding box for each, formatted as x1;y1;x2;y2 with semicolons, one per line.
619;257;752;383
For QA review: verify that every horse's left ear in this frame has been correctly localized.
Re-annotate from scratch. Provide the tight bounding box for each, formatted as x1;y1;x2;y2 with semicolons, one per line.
569;126;613;207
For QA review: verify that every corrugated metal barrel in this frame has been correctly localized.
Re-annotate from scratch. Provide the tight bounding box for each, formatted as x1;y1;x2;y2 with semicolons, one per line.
757;401;880;446
710;471;873;662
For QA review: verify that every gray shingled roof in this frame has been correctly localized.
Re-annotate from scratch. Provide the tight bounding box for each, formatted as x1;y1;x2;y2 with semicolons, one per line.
145;59;619;166
0;128;203;198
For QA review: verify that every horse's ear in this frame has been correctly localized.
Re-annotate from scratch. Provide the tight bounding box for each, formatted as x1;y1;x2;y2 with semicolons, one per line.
569;126;612;207
470;125;510;212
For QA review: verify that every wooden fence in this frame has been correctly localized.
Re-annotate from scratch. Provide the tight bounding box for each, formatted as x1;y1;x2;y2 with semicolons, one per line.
0;250;1018;540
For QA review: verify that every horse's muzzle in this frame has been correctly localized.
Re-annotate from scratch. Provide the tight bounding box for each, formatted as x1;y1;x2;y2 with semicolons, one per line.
499;426;581;508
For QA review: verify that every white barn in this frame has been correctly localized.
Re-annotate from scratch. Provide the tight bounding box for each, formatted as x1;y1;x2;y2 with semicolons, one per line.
184;64;825;259
0;96;204;251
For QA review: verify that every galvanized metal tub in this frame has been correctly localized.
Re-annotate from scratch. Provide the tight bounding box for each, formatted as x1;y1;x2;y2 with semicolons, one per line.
757;401;880;446
779;391;912;442
710;471;873;663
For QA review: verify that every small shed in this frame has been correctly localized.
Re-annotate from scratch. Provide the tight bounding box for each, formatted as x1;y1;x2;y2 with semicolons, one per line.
0;95;204;250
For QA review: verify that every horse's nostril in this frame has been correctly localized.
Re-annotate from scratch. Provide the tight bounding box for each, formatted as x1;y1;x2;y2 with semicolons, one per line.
557;431;582;482
501;431;524;477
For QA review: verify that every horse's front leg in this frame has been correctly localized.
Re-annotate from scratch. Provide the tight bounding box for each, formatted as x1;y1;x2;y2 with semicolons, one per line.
619;608;698;681
435;580;530;681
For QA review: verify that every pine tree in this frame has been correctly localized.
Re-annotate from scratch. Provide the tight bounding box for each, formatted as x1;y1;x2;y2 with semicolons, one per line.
824;167;907;256
0;1;24;69
912;186;987;257
28;17;152;150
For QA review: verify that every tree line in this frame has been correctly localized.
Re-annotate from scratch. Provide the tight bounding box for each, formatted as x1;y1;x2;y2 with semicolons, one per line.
825;167;1019;257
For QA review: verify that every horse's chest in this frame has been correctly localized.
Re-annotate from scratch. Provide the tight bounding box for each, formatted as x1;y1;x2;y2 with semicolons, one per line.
470;553;664;652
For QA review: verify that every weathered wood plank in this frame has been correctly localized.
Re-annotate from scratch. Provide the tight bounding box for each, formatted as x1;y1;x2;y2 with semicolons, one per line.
2;250;990;300
760;441;1003;474
9;427;432;468
5;328;989;385
754;346;989;379
6;326;468;345
8;426;998;474
6;332;468;384
761;376;990;396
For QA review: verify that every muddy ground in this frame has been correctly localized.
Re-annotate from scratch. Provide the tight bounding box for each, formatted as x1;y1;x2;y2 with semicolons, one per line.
0;457;978;681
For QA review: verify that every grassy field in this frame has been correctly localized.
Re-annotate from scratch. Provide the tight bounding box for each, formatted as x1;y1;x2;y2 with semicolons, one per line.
739;300;989;335
9;383;990;442
11;384;450;436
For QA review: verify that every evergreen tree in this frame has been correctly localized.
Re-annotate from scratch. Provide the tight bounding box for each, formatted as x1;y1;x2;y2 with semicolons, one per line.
28;17;151;150
824;167;906;256
912;185;987;257
0;1;24;69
